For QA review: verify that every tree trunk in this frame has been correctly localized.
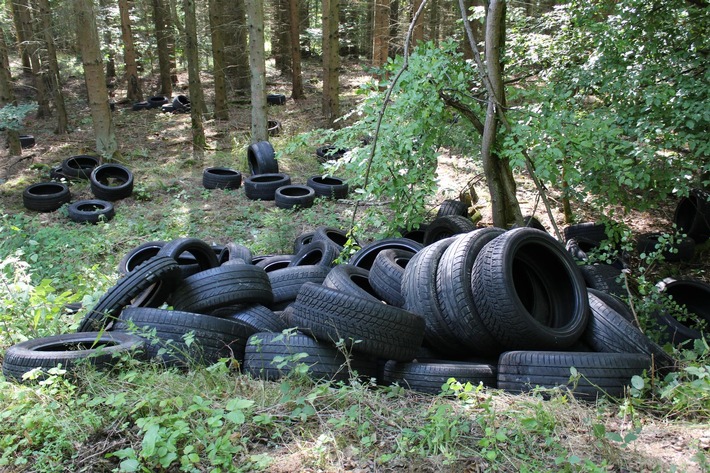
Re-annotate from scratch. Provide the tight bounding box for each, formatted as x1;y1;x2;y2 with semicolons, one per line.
73;0;119;160
389;0;399;56
37;0;68;133
272;0;291;75
428;0;440;46
209;0;229;120
0;31;21;156
98;0;116;79
10;0;32;73
246;0;267;142
322;0;340;127
461;0;479;61
17;0;50;118
183;0;206;154
224;0;250;93
152;0;174;96
411;0;424;46
119;0;143;102
372;0;389;67
289;0;304;99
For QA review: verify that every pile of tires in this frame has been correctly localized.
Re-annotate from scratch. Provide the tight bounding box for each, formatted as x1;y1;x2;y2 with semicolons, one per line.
4;222;684;402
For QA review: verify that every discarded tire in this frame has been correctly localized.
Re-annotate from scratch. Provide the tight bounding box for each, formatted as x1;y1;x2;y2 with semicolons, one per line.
172;95;190;111
244;173;291;201
247;141;278;175
275;185;316;210
224;305;289;333
563;222;608;243
2;332;145;382
436;199;468;218
289;240;340;268
147;95;168;108
636;232;695;262
19;134;35;148
654;277;710;346
268;265;332;309
255;255;294;272
348;238;423;271
312;226;350;251
368;249;415;307
62;155;100;179
322;264;381;302
383;359;497;394
267;120;282;136
203;167;242;190
157;237;220;274
674;189;710;244
118;241;166;275
132;101;150;111
307;176;349;199
315;145;348;162
67;199;115;224
423;215;477;245
266;94;286;105
90;163;134;201
22;182;71;212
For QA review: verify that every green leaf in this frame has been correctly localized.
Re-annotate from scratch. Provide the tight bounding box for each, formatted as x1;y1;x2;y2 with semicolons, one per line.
631;375;645;390
119;459;140;472
142;424;159;457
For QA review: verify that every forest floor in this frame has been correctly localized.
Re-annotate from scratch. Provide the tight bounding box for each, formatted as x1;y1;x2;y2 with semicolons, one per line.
1;57;709;472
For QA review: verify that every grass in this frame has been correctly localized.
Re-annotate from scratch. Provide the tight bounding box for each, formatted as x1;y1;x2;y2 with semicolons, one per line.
1;60;710;472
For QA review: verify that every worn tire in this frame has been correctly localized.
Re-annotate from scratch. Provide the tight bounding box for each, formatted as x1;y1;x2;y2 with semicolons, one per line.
290;282;425;361
423;215;477;245
247;141;278;175
267;119;282;136
2;332;145;382
579;264;626;298
203;167;242;190
218;242;253;265
268;265;331;309
266;94;286;105
255;254;295;272
22;182;71;212
307;176;349;199
471;227;589;351
436;199;468;218
293;231;315;253
383;359;497;394
563;222;608;243
654;277;710;346
315;145;348;162
275;185;316;209
225;304;289;333
348;238;423;271
312;226;350;251
244;173;291;200
158;237;220;275
322;264;381;302
147;95;168;108
67;199;115;224
636;232;695;262
497;351;652;399
368;249;414;308
289;240;340;268
674;188;710;244
61;155;100;179
90;163;134;201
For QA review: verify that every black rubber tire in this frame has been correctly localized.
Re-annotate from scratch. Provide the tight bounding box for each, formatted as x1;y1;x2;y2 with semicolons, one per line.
471;227;589;351
636;232;695;262
312;226;351;251
218;242;253;265
423;215;477;245
436;199;468;218
368;249;414;308
435;227;506;356
399;223;427;244
290;282;425;361
497;351;652;399
522;215;546;232
315;145;348;162
402;237;467;357
225;304;288;333
563;222;608;243
118;241;166;275
289;240;340;267
244;332;377;381
132;101;150;111
588;288;635;323
90;163;134;201
61;155;100;179
348;238;423;271
49;164;67;181
306;175;349;199
583;291;675;374
202;167;242;190
22;182;71;212
255;254;295;272
67;199;115;224
19;134;35;148
322;264;381;302
293;231;315;253
170;264;273;314
115;307;256;367
579;264;626;298
267;119;282;136
77;255;182;332
247;141;278;175
147;95;168;108
161;104;175;113
566;236;628;270
172;95;190;111
266;93;286;105
2;332;145;382
158;237;220;275
654;277;710;346
383;359;497;394
275;185;316;210
268;265;332;309
674;188;710;244
244;173;291;200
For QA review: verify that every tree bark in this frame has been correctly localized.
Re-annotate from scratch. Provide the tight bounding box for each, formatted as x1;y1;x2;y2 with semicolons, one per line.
209;0;229;120
152;0;174;96
10;0;32;73
183;0;206;154
246;0;267;142
224;0;250;93
411;0;424;45
372;0;390;67
428;0;440;46
73;0;119;160
322;0;340;127
119;0;143;102
17;0;50;118
37;0;68;133
289;0;304;99
0;31;21;156
272;0;291;75
97;0;116;79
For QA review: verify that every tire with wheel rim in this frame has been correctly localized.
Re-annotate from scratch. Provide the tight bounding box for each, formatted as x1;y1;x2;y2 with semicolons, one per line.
22;182;71;212
67;199;115;224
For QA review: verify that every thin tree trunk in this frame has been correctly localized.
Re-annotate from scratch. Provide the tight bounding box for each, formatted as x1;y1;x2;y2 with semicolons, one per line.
224;0;250;93
246;0;267;142
183;0;206;154
73;0;119;160
209;0;229;120
98;0;116;79
119;0;143;102
17;0;50;118
10;0;32;73
0;31;21;156
428;0;440;45
411;0;424;45
272;0;291;75
152;0;174;96
322;0;340;127
37;0;68;133
372;0;389;67
289;0;304;99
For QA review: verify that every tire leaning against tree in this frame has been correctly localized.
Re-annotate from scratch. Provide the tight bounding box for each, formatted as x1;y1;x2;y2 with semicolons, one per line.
289;282;425;361
471;227;589;351
1;332;146;382
90;163;134;201
22;182;71;212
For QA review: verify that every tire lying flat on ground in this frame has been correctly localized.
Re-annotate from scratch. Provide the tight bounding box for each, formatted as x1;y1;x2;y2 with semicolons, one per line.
22;182;71;212
244;173;291;201
383;359;497;394
61;155;100;179
67;199;115;224
90;163;134;201
275;185;316;209
203;167;242;189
